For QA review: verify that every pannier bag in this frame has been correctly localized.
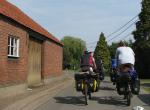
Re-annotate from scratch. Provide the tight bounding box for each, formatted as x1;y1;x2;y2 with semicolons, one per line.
74;73;98;92
131;79;140;95
117;81;129;95
74;73;83;91
116;73;130;95
89;78;98;92
110;73;116;82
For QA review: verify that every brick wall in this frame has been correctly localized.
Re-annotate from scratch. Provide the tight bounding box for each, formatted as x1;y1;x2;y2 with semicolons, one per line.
0;15;63;86
0;16;29;86
43;40;63;78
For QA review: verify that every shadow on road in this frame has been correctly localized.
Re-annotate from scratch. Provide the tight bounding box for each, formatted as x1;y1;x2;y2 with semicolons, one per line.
99;86;115;91
54;96;85;106
91;96;126;106
138;94;150;106
54;95;127;107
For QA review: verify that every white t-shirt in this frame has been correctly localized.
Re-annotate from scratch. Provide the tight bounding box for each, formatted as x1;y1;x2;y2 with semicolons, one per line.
115;47;135;65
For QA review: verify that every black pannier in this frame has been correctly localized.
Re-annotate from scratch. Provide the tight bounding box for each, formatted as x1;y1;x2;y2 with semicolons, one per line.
131;79;140;95
74;73;83;91
74;73;99;92
116;73;130;95
110;73;116;82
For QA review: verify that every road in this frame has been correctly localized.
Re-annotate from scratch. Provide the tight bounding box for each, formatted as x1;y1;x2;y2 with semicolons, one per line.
35;79;150;110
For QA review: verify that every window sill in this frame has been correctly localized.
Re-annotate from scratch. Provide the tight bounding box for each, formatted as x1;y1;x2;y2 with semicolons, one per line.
8;55;20;59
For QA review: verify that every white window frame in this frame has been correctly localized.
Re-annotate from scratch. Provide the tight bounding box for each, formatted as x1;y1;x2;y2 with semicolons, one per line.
8;36;20;58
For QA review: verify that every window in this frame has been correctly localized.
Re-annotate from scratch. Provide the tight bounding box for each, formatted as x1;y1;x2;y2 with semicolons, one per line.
8;36;20;57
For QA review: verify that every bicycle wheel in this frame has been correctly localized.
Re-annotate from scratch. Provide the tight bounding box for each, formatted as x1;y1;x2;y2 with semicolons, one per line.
84;83;88;105
126;92;131;106
89;93;91;100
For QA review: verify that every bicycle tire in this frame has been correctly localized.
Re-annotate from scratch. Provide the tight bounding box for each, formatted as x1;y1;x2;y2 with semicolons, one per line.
127;92;131;106
89;93;91;100
84;83;88;105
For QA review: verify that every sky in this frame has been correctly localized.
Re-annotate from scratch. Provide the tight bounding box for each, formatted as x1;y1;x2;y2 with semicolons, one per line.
8;0;141;51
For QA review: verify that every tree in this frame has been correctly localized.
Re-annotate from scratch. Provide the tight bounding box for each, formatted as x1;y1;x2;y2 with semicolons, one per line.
61;36;86;70
94;32;110;72
109;42;118;58
133;0;150;78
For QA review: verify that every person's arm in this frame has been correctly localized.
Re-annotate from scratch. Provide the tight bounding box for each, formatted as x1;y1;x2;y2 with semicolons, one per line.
92;57;97;69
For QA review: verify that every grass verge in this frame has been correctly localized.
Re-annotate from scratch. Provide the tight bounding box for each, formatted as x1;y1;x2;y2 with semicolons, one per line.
141;79;150;93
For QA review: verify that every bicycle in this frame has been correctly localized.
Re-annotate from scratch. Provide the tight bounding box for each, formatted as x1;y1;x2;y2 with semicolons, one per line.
116;72;132;106
75;72;99;105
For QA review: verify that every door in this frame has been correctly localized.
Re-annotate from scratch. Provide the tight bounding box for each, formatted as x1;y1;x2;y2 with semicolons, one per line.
28;38;42;87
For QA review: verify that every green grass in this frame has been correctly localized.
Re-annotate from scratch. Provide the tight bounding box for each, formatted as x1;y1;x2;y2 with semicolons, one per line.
143;88;150;93
141;79;150;84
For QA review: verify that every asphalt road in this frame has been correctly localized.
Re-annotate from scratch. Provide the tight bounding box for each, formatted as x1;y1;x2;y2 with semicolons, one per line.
35;79;150;110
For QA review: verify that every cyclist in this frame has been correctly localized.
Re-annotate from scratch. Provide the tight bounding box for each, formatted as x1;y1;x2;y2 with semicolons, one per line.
110;58;117;83
95;57;104;80
115;41;139;95
80;50;97;73
115;41;135;74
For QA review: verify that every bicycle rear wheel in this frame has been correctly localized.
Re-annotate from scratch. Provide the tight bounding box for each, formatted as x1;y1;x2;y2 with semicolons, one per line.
84;83;88;105
126;92;131;106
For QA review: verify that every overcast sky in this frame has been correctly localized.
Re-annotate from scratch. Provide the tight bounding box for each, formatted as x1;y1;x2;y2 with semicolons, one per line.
8;0;141;50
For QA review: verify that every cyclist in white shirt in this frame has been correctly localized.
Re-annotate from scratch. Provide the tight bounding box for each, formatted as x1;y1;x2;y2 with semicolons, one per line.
115;41;135;73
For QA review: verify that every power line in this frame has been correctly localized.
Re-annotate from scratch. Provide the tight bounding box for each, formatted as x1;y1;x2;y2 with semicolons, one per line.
106;14;138;38
86;14;139;45
87;19;137;45
107;19;138;42
118;33;133;41
108;33;132;43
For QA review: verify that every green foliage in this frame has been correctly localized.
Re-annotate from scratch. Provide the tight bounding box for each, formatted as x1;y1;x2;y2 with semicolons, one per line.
133;0;150;78
109;42;118;58
94;32;110;71
61;36;86;70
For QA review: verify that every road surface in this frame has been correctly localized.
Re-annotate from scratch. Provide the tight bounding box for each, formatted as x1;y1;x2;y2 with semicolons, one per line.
35;79;150;110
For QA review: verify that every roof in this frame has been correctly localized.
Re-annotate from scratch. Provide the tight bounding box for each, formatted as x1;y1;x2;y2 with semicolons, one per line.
0;0;63;46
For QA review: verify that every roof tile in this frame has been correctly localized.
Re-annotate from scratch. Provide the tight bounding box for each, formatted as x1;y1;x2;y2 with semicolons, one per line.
0;0;63;46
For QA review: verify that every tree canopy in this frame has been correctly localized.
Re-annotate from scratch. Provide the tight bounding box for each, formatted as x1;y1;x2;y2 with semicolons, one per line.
94;32;110;71
61;36;86;70
133;0;150;78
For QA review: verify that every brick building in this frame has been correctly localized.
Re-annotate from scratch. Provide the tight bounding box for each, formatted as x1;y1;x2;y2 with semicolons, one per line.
0;0;63;87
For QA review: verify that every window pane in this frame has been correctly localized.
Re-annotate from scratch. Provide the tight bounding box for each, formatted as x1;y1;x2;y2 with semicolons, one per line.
8;46;10;55
14;47;17;56
8;36;19;57
17;39;19;56
11;38;14;46
8;37;10;46
11;47;13;55
15;39;17;46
